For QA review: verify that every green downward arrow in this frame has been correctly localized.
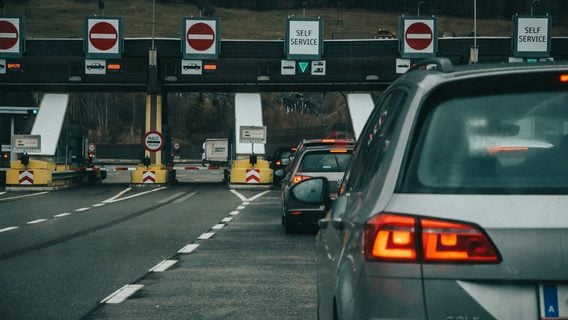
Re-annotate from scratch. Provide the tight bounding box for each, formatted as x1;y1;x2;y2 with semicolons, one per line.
298;62;309;73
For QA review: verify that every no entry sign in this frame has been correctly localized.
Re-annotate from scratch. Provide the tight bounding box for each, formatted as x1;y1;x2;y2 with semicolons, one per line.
182;18;219;59
0;17;24;58
84;17;122;59
400;17;438;58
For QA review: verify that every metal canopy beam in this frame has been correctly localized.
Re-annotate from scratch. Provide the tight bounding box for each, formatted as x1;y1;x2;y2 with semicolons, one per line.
0;38;566;93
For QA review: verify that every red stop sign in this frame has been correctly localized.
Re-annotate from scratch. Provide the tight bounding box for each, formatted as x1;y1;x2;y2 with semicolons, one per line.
405;22;433;51
187;22;215;52
0;20;19;51
89;22;118;51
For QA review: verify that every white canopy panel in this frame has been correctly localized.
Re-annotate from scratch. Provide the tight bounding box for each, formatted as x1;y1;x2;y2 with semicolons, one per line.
30;94;69;156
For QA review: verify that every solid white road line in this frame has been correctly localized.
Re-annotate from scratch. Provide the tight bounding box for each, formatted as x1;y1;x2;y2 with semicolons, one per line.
197;232;215;240
104;187;167;204
0;226;19;233
54;213;72;218
178;244;200;254
149;260;178;272
27;219;48;225
230;189;248;202
248;190;271;201
103;187;131;203
100;284;144;304
0;191;49;203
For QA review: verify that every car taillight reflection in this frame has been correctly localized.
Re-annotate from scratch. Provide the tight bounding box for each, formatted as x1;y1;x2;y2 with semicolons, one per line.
365;213;501;263
291;175;310;185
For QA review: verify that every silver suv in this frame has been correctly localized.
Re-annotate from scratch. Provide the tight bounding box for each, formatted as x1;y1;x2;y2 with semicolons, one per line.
290;59;568;319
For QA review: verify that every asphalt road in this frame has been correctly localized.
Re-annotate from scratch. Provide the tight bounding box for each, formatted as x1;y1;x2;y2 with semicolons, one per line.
0;170;317;320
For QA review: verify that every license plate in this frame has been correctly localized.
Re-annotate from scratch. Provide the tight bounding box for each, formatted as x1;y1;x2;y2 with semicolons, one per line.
539;284;568;319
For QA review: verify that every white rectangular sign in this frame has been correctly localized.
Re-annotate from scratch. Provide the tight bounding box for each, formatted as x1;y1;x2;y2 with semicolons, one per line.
12;135;41;153
281;60;296;75
181;59;202;75
286;19;322;59
516;17;549;53
85;59;106;75
239;126;266;144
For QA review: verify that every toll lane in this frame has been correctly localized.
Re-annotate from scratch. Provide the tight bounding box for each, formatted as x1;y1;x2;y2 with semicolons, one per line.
0;182;242;320
85;190;317;320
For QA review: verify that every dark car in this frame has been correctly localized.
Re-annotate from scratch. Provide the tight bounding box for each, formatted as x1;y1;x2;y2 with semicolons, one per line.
279;139;354;233
269;146;296;186
291;59;568;319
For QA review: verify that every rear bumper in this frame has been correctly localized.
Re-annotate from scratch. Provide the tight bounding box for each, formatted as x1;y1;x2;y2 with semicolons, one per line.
285;209;325;227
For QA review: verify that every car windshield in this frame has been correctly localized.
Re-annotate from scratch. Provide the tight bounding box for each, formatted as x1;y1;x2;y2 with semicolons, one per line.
403;90;568;194
298;151;352;172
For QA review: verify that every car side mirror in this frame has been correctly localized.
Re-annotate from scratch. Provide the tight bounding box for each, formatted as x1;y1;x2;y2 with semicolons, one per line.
275;169;285;177
290;177;330;208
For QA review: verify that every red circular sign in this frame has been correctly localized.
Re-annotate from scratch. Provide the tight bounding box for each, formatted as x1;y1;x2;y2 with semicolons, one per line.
143;131;164;152
89;22;118;51
187;22;215;52
0;20;19;51
405;22;433;50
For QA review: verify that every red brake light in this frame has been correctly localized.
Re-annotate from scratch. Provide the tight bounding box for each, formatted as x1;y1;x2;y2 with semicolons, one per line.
276;160;281;166
560;74;568;83
365;214;417;261
364;213;500;263
421;219;500;263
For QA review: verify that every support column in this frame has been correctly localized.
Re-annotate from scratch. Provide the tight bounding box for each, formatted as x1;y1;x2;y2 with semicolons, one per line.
131;47;168;186
145;94;162;165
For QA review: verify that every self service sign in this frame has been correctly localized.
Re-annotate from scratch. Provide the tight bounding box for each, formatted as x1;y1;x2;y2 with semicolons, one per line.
285;18;323;60
512;15;552;58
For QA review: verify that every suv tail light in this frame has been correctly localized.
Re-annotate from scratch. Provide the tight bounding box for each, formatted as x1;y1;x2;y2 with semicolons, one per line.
365;213;500;263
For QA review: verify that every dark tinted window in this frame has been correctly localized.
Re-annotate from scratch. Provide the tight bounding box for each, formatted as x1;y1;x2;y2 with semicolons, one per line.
402;86;568;194
298;151;352;173
343;90;407;192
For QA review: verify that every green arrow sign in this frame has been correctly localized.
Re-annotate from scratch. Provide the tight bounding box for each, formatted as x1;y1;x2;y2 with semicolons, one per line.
298;61;309;73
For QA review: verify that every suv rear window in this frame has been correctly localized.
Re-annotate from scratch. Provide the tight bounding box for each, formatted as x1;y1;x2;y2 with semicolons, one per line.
298;151;352;173
402;82;568;194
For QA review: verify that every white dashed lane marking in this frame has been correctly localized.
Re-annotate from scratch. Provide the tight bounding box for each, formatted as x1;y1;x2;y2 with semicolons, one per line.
100;284;144;304
27;219;48;225
197;232;215;240
178;244;199;254
75;207;90;212
149;260;178;272
54;213;72;218
0;226;19;233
